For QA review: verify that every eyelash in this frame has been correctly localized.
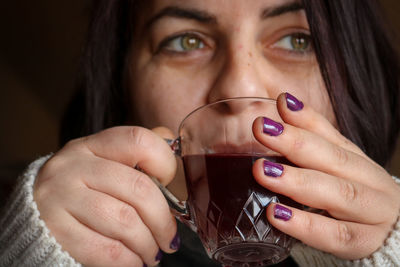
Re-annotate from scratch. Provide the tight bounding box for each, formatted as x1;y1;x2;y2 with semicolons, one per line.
271;32;313;55
157;31;314;57
157;32;207;55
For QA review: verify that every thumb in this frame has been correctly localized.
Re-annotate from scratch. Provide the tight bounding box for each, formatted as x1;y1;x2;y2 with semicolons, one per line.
152;126;176;140
152;126;187;200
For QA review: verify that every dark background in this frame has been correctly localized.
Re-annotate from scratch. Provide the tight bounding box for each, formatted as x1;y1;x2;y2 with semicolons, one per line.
1;1;400;203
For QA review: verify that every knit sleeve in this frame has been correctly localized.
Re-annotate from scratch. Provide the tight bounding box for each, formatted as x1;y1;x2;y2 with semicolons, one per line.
291;177;400;267
0;155;81;267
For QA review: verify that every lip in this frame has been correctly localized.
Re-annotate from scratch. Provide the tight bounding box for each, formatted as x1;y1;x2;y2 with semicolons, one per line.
208;142;280;156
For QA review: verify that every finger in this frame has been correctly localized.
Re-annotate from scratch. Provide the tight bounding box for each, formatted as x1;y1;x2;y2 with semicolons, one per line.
152;126;188;201
253;159;394;224
276;93;368;160
266;203;387;260
66;126;177;186
66;187;162;266
80;156;178;254
252;116;384;188
43;209;143;267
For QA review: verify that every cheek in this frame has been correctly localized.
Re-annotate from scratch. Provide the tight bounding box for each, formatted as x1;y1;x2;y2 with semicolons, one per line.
129;65;209;133
312;88;337;126
303;70;337;126
285;65;336;126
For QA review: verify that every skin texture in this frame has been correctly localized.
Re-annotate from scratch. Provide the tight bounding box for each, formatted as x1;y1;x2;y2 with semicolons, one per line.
129;0;335;131
33;0;400;266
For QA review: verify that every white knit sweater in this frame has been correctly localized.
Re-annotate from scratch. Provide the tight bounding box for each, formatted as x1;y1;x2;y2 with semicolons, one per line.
1;156;400;267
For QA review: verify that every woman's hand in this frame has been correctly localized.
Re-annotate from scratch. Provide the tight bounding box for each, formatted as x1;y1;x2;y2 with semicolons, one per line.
34;126;179;267
252;93;400;260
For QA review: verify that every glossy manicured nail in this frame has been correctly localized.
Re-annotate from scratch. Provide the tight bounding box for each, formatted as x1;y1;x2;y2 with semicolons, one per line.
274;204;292;221
286;92;304;111
263;160;283;177
170;233;181;250
143;264;147;267
263;117;284;136
156;249;163;261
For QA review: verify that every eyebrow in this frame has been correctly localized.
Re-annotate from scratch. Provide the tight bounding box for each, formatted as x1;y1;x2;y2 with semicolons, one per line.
261;1;304;19
146;1;304;28
146;6;217;28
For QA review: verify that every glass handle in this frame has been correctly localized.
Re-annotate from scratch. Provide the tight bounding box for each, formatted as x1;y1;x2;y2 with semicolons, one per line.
150;138;197;231
165;138;181;156
150;176;188;214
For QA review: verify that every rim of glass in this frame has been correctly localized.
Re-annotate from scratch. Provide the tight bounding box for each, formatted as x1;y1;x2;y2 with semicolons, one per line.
178;97;276;132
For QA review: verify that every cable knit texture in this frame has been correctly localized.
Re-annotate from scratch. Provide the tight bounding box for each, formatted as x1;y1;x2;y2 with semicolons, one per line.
0;156;399;266
0;155;81;267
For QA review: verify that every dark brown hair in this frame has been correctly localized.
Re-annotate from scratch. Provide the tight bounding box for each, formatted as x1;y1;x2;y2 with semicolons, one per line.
61;0;400;168
302;0;400;167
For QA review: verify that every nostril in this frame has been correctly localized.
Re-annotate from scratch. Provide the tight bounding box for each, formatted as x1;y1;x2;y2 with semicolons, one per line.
214;97;269;115
206;97;274;115
210;98;253;115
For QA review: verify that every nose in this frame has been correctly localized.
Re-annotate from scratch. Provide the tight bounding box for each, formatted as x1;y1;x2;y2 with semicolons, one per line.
207;43;275;114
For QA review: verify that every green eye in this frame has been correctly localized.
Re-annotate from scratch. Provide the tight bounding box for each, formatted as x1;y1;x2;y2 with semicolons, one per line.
165;34;205;52
275;33;312;52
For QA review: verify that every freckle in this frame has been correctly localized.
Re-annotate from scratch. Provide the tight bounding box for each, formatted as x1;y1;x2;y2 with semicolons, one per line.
248;52;253;57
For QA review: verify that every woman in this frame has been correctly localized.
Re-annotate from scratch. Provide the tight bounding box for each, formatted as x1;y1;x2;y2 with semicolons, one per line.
1;0;400;266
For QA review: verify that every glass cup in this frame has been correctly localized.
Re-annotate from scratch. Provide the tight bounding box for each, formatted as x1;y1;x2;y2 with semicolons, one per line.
156;97;301;266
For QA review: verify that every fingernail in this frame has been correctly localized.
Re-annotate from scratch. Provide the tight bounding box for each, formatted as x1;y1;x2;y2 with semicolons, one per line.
170;233;181;250
263;117;284;136
274;204;292;221
143;264;148;267
263;160;283;177
156;249;163;261
286;92;304;111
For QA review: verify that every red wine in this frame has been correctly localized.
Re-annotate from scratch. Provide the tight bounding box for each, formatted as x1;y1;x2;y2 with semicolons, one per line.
182;153;300;265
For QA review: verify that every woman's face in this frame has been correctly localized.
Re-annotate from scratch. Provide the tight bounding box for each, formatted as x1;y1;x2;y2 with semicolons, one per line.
128;0;336;133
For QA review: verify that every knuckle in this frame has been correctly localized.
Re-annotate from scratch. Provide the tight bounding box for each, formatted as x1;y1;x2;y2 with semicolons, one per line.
64;136;88;151
340;135;352;148
35;156;66;199
40;155;65;175
294;170;309;189
291;131;306;152
339;134;364;155
333;223;353;251
333;145;349;165
64;138;80;148
33;182;51;204
118;205;139;228
302;214;315;235
130;173;154;200
103;240;125;262
82;236;136;267
338;180;358;203
129;127;150;149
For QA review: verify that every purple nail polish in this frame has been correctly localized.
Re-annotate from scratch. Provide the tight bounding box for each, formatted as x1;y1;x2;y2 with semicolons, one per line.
263;160;283;177
286;92;304;111
170;233;181;250
274;204;292;221
156;249;163;261
263;117;284;136
143;264;148;267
